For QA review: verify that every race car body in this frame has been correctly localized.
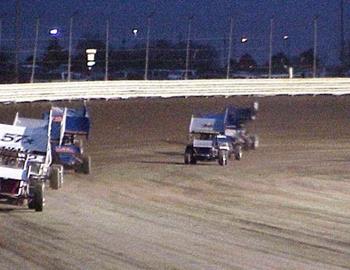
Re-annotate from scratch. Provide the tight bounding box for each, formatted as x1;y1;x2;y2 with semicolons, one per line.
13;113;63;190
43;105;91;174
0;116;54;211
184;115;241;166
202;102;259;150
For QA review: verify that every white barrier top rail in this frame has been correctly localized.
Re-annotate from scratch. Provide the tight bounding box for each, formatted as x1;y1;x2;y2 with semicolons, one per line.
1;78;350;103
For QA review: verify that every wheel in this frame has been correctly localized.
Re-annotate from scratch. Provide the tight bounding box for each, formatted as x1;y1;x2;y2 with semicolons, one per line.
50;165;64;189
28;185;35;209
49;167;60;190
81;155;91;174
28;199;35;209
251;135;259;149
33;183;44;212
190;155;197;165
74;138;84;154
184;147;196;165
184;150;191;164
218;150;228;166
234;145;243;160
228;144;234;159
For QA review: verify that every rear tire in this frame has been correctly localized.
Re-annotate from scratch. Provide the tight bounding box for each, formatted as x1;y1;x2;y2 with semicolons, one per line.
28;198;35;209
81;156;91;174
49;167;60;190
74;138;84;154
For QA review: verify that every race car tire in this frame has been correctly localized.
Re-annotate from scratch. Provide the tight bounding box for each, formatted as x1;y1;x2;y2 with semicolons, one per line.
251;135;259;149
81;155;91;174
184;150;191;164
234;145;243;160
28;198;35;209
74;138;84;154
33;183;44;212
190;155;197;165
218;150;228;166
184;147;197;165
49;167;60;190
28;184;35;209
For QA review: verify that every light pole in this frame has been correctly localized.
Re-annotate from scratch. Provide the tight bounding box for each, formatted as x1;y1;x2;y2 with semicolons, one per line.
283;35;293;78
15;0;21;83
144;14;153;80
105;19;109;81
268;17;274;78
283;35;290;57
226;17;234;79
0;13;6;54
340;0;345;63
313;16;318;78
0;14;7;58
68;11;77;82
238;36;248;68
0;17;3;54
30;17;39;83
185;16;193;80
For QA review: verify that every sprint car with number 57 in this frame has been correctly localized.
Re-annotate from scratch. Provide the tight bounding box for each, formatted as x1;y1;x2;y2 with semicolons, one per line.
0;111;61;212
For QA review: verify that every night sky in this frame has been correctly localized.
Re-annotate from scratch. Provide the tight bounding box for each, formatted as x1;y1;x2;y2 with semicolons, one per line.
0;0;345;65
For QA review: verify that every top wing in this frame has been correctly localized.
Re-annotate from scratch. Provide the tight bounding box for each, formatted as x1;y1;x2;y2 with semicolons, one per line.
0;124;48;153
189;115;224;134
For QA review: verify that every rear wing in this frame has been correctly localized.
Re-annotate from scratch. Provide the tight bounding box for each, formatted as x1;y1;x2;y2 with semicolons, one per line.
189;115;224;134
0;123;49;154
14;112;49;129
13;111;53;165
224;102;258;128
43;105;90;142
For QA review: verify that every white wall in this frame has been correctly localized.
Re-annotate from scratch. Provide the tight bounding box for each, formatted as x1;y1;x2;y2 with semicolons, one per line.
1;78;350;103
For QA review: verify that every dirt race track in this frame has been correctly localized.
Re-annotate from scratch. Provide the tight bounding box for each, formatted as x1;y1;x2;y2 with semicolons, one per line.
0;95;350;270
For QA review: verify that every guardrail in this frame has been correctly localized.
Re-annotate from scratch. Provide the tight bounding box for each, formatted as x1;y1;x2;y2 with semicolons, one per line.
1;78;350;103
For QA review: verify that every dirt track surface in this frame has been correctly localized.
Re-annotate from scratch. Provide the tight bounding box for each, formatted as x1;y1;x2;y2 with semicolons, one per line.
1;96;350;270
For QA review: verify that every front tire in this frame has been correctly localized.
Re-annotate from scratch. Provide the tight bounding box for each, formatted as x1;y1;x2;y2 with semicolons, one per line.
251;135;259;149
218;150;228;166
184;146;197;165
33;183;44;212
234;145;243;160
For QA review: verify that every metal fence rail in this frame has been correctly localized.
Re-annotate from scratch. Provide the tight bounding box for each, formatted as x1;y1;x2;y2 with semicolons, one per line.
1;78;350;103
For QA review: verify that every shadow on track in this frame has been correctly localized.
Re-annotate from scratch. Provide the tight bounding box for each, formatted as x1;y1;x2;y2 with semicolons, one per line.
137;160;217;166
137;160;185;165
154;151;184;157
0;200;34;213
162;139;186;146
0;207;32;213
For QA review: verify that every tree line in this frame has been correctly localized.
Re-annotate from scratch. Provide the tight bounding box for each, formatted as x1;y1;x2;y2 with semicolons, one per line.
0;37;325;82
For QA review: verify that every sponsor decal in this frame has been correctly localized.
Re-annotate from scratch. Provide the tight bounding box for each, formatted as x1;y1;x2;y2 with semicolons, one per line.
0;133;33;144
202;123;213;128
52;116;63;122
55;146;76;154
